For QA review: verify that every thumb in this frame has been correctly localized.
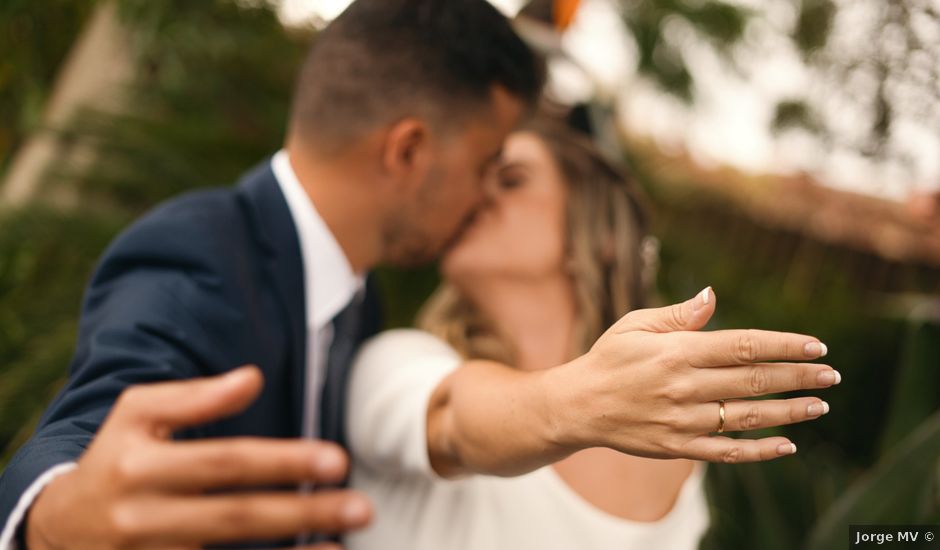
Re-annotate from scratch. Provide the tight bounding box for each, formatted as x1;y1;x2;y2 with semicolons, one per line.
115;365;264;434
611;287;715;334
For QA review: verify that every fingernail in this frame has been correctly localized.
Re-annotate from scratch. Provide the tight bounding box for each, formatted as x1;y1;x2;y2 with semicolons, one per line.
804;341;827;358
777;443;797;455
693;286;711;311
807;401;830;416
817;370;837;385
833;370;841;385
342;497;370;525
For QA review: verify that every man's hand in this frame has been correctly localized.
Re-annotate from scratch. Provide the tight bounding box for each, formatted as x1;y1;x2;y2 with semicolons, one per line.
26;366;372;550
546;287;838;463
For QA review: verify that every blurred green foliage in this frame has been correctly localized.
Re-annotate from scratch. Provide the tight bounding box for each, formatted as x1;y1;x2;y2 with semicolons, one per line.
0;0;96;176
0;1;938;548
0;207;126;465
793;0;836;55
57;0;308;211
618;0;750;101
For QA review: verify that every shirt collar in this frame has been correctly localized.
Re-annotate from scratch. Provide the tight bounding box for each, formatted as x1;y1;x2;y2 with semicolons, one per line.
271;149;365;331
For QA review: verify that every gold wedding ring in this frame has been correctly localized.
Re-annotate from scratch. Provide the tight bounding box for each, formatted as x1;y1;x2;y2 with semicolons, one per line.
717;400;726;433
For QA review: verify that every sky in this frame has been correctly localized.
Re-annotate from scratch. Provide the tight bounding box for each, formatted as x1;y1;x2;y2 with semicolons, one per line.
277;0;940;201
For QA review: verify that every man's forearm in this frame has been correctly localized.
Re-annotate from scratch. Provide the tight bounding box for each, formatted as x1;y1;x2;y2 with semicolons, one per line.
426;359;579;478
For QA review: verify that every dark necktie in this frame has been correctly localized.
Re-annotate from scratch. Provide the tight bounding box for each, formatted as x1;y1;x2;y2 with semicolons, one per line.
319;295;364;464
299;297;364;547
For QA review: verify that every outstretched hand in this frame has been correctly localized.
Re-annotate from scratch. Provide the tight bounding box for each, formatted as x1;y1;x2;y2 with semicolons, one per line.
546;287;837;463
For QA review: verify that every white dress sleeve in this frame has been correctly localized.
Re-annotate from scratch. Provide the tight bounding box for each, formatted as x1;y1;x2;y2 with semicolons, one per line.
346;329;461;479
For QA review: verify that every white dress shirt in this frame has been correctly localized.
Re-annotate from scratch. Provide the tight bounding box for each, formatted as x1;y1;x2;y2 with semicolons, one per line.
271;149;365;439
0;151;362;549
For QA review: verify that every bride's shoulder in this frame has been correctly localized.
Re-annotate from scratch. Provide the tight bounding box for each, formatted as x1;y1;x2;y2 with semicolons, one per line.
354;329;459;366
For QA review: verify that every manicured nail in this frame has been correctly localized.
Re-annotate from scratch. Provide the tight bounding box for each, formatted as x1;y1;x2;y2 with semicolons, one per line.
777;443;797;455
693;286;711;311
342;497;370;525
817;370;838;385
807;401;830;416
804;341;827;358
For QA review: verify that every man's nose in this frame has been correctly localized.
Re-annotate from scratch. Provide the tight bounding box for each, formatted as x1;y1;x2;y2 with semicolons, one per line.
481;173;500;205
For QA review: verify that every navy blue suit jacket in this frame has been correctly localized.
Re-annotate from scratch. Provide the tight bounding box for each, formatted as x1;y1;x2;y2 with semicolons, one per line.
0;160;382;544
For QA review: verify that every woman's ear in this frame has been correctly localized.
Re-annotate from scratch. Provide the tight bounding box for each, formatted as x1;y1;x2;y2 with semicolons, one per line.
382;118;431;190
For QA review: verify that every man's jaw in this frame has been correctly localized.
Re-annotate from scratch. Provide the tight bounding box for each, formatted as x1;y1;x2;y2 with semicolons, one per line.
440;208;482;257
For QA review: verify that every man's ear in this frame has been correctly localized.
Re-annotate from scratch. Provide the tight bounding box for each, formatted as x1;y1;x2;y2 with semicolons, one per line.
382;118;432;189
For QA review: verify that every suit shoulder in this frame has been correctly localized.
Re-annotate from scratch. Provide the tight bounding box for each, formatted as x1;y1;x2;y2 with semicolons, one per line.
131;187;247;242
85;186;266;298
108;187;251;259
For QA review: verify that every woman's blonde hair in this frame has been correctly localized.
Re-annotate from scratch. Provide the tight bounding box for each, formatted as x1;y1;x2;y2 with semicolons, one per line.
418;116;652;364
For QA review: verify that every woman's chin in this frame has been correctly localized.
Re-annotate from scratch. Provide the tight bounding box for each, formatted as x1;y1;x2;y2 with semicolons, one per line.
439;251;468;280
440;250;488;284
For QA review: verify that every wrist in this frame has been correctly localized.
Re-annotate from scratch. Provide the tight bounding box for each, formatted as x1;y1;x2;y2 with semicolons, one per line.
536;356;592;454
25;472;71;550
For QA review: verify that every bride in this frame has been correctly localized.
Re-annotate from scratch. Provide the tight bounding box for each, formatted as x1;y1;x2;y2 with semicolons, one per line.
344;116;705;550
342;116;816;549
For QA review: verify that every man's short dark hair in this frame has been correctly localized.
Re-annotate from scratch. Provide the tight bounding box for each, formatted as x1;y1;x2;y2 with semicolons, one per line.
289;0;544;148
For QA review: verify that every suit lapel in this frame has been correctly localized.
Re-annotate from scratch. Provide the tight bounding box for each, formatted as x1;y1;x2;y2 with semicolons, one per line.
235;160;308;437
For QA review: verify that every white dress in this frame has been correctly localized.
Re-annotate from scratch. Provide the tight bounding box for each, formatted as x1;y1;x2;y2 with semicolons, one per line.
345;329;711;550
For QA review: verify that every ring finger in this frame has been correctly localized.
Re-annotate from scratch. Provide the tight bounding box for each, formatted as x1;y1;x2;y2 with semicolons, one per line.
692;397;830;434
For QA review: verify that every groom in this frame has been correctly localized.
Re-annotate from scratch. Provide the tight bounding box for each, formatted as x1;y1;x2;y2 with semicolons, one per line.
0;0;836;548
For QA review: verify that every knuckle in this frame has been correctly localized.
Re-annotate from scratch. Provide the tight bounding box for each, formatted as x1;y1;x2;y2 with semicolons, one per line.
788;404;798;423
663;380;693;404
664;436;685;457
742;405;762;430
219;500;255;529
107;504;143;547
115;386;142;412
801;365;822;388
747;366;768;395
669;304;686;328
796;367;812;390
656;341;687;370
659;405;687;431
721;446;742;464
735;332;759;363
655;434;684;457
112;454;144;488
